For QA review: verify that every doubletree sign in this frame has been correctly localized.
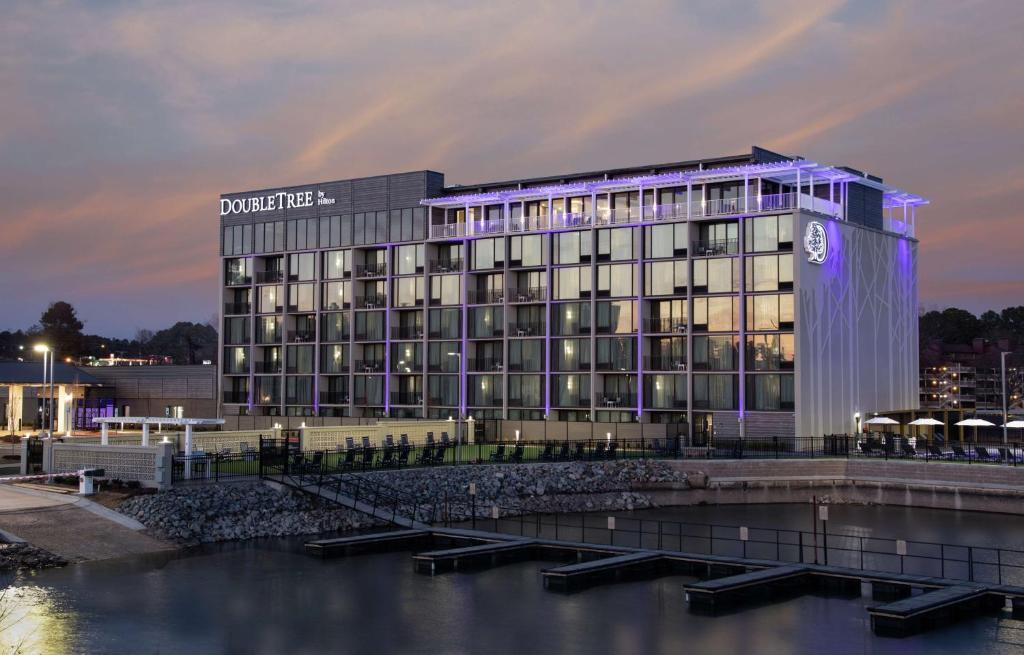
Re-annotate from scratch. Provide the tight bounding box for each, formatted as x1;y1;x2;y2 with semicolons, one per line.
220;190;335;216
803;221;828;264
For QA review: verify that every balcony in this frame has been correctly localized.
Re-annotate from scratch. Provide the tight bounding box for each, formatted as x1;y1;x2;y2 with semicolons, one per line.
508;322;543;337
552;397;590;408
355;295;386;309
429;258;463;273
321;363;349;375
255;331;282;345
508;287;546;303
254;361;282;374
426;192;831;241
255;270;283;284
507;360;543;372
255;393;280;406
554;360;590;373
224;302;251;315
355;262;387;278
428;396;457;407
508;396;544;408
469;358;504;373
222;391;248;403
596;359;636;372
391;325;424;340
353;396;383;406
644;356;687;371
692;239;739;257
225;274;251;287
286;330;315;343
354;330;385;342
468;289;504;304
644;318;687;334
647;397;688;409
353;360;385;373
390;393;423;406
427;363;459;373
597;394;637;408
319;392;349;405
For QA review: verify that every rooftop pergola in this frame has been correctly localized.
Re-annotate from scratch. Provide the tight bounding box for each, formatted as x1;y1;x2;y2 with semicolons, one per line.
91;416;224;448
420;158;928;238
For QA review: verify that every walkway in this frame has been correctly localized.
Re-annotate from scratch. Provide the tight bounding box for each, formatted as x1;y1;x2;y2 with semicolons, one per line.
0;485;174;562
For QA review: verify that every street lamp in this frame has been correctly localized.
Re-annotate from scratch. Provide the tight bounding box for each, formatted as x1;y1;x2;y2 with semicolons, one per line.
1002;352;1011;448
33;344;53;434
448;352;462;448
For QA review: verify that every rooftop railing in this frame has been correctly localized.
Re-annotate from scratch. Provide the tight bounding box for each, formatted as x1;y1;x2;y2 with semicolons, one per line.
426;192;842;241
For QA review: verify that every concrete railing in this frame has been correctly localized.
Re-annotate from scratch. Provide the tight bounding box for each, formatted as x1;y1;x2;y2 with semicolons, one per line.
62;429;280;454
45;440;174;490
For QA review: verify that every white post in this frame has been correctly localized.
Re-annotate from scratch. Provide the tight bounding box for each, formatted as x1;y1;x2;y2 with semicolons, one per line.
101;422;109;445
141;422;150;447
184;423;193;481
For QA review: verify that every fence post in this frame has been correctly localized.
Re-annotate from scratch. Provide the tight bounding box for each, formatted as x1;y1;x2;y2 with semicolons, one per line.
968;546;974;582
798;531;804;564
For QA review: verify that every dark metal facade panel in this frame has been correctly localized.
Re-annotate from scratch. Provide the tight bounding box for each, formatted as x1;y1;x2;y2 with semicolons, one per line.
352;176;390;213
389;172;435;209
846;183;883;231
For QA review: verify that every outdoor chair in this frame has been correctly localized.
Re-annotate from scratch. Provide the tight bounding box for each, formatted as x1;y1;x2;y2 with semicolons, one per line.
432;443;448;465
426;432;435;445
441;432;451;445
900;443;918;458
345;436;356;449
539;443;555;461
556;442;570;461
975;446;999;462
340;448;357;469
928;444;948;459
397;444;411;467
361;436;372;449
380;445;396;468
592;442;606;460
400;434;410;446
489;444;506;462
360;446;376;468
416;444;435;465
606;442;618;459
384;435;395;447
573;442;586;460
509;444;524;463
951;445;970;460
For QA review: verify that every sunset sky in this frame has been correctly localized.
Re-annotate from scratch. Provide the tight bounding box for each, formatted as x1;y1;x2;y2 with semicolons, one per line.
2;1;1021;337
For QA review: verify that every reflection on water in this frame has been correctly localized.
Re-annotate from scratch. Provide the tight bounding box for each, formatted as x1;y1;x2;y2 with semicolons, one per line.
0;505;1023;654
0;585;76;655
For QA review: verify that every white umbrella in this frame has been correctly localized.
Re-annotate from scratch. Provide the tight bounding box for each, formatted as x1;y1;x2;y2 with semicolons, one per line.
908;418;944;426
955;417;996;442
863;416;899;425
1003;420;1024;429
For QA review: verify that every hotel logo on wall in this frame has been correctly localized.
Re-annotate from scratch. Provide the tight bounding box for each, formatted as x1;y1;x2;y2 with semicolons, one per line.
803;221;829;264
220;189;335;216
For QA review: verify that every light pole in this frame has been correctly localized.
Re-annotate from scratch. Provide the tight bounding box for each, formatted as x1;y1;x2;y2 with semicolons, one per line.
33;345;50;434
448;352;462;449
1002;351;1010;448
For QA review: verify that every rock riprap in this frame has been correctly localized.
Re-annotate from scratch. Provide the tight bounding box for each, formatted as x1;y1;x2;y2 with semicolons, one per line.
119;461;686;544
119;482;383;545
0;543;66;572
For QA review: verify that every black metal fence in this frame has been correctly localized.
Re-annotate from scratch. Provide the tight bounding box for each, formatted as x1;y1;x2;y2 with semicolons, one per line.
171;452;261;483
476;511;1024;587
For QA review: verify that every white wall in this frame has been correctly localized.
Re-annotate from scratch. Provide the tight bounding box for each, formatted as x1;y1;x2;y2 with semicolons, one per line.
795;213;918;437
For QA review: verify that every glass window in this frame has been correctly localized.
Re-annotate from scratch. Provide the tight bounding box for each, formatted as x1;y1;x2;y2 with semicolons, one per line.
288;253;315;281
428;342;460;373
746;333;795;370
693;335;738;370
286;345;314;374
472;238;503;270
393;277;423;307
469;307;502;338
645;374;686;409
321;344;348;374
747;374;795;410
256;316;282;344
552;374;590;407
321;281;349;310
511;234;544;267
430;274;461;305
428;309;461;339
555;231;592;265
597;263;635;297
320;313;349;342
693;374;737;410
259;285;282;314
508;340;543;372
223;347;248;374
746;294;795;331
552;338;590;371
508;375;544;407
552;302;590;336
394;244;423;275
225;258;252;285
644;261;687;295
596;301;635;334
693;296;739;332
554;266;590;300
323;250;349;279
224;317;249;345
288;284;315;312
745;214;794;253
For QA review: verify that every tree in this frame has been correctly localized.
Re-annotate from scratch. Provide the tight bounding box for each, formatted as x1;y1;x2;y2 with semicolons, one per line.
145;322;218;364
918;307;981;346
38;301;85;356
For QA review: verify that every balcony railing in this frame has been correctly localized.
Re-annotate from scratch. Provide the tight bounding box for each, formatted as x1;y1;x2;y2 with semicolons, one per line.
222;391;248;403
508;286;546;303
692;239;739;256
644;356;687;371
355;295;386;309
391;360;422;373
319;392;349;405
255;331;282;344
286;330;315;343
391;325;424;339
429;258;463;273
224;302;251;315
595;359;636;372
508;323;543;337
321;363;349;375
255;393;280;405
353;360;385;373
355;262;387;278
468;289;504;304
390;393;423;406
598;394;637;408
647;397;688;409
427;363;459;373
225;275;252;287
643;318;687;334
427;193;831;241
255;270;283;284
508;397;544;408
253;361;282;374
468;358;504;372
552;397;591;408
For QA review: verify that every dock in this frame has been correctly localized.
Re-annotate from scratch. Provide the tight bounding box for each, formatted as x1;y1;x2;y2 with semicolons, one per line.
868;584;1004;637
683;564;812;613
305;529;432;558
542;552;664;592
412;539;538;574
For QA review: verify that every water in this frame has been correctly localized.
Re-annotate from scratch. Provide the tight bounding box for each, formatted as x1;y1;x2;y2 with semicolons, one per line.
2;505;1023;654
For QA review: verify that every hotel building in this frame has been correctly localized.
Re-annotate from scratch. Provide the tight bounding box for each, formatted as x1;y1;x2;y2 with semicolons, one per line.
218;147;924;442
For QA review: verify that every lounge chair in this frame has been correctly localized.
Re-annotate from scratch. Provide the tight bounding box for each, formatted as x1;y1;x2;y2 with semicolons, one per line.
592;442;606;460
489;444;506;462
384;434;395;447
509;444;524;463
901;443;918;458
556;442;570;461
345;436;356;449
380;445;396;467
573;442;586;460
340;448;357;469
432;443;448;465
400;434;410;446
360;445;376;468
606;442;618;459
397;444;411;467
975;446;999;462
927;444;947;459
416;444;435;465
951;445;971;460
441;432;451;445
425;432;435;445
539;443;555;461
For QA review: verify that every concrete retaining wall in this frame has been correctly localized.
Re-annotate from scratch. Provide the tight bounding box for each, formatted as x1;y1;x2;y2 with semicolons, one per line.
46;441;174;490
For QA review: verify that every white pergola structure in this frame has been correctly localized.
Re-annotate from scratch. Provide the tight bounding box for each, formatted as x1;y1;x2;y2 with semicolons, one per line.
91;416;224;453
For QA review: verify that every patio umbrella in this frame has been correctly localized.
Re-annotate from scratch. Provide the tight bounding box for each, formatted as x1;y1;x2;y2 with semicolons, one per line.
1003;420;1024;429
955;417;996;442
908;417;944;443
863;416;899;425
